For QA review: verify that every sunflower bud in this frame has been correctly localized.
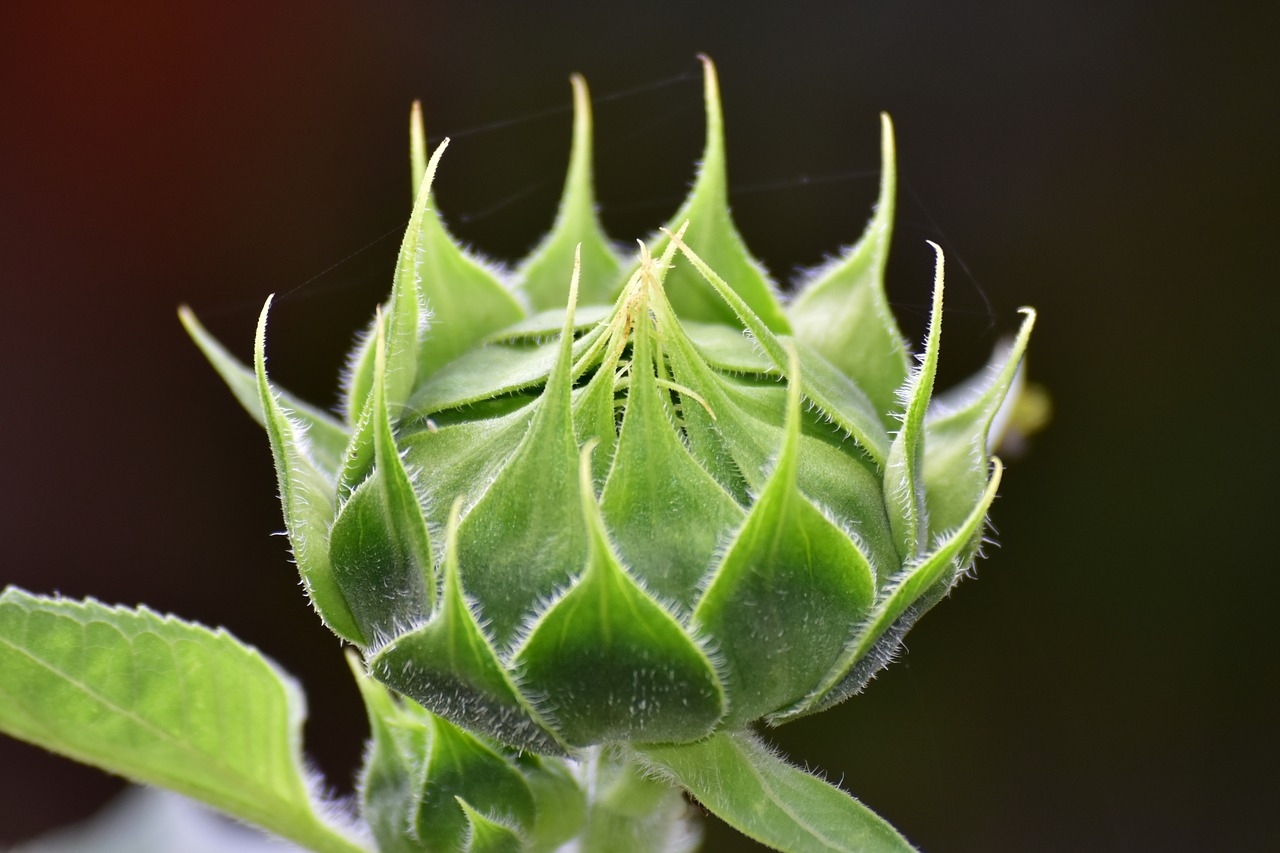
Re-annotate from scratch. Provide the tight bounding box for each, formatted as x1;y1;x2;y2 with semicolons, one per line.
183;58;1033;764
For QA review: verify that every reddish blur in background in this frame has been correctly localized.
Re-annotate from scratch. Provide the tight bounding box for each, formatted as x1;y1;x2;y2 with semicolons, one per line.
2;2;1276;851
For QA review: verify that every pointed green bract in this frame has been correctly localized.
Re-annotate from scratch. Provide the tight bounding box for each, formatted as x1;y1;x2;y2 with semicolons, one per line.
643;57;789;333
383;139;454;414
371;500;564;754
513;445;727;747
410;101;428;202
788;114;910;423
179;306;350;476
924;310;1035;539
255;297;364;644
337;394;377;502
518;75;622;310
328;313;435;643
355;656;536;853
456;256;586;647
412;716;535;852
403;148;525;384
400;403;538;534
167;62;1037;852
601;275;745;609
666;230;890;467
634;731;918;853
0;590;370;853
458;799;525;853
787;459;1004;719
693;350;876;726
885;245;945;561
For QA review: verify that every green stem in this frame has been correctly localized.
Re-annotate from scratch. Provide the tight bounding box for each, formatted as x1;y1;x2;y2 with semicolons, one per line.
572;746;701;853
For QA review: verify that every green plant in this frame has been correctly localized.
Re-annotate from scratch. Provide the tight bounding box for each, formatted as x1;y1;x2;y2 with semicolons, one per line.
0;59;1034;852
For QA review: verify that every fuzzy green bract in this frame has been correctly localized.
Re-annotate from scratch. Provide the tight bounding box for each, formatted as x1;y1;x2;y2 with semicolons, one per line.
2;59;1035;853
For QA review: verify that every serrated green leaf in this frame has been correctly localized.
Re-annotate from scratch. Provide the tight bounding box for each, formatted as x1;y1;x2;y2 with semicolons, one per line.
401;135;525;383
666;230;889;468
634;730;917;853
924;310;1035;540
255;297;364;645
693;351;876;726
370;500;565;755
600;283;745;610
179;306;349;477
642;57;789;333
513;445;727;747
787;114;910;423
455;258;586;646
0;590;369;853
517;74;622;311
458;798;525;853
885;245;944;562
786;459;1003;719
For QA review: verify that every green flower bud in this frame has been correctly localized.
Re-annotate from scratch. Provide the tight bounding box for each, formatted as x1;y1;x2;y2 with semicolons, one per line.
183;58;1034;760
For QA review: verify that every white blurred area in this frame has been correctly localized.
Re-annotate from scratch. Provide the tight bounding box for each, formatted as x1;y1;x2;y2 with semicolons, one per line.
7;788;304;853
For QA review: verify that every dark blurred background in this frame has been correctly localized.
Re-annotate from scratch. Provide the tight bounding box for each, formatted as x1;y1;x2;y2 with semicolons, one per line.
2;2;1276;850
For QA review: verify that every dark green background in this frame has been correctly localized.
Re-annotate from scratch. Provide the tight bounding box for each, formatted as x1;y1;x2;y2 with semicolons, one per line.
3;2;1276;850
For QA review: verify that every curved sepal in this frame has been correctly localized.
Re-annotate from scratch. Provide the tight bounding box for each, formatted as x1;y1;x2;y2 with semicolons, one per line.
634;731;918;853
665;229;889;468
647;257;898;573
369;500;565;755
517;74;622;310
382;138;453;414
402;132;525;384
179;306;349;477
693;349;876;726
924;309;1035;539
780;458;1003;720
456;254;586;646
644;57;789;333
328;312;435;644
512;444;727;747
884;244;944;561
600;280;745;610
400;404;538;537
407;324;604;419
787;114;910;422
254;297;364;645
458;799;525;853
